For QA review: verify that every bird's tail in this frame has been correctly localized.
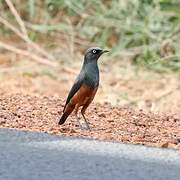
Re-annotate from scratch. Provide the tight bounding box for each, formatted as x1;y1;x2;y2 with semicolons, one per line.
58;104;75;125
58;113;68;125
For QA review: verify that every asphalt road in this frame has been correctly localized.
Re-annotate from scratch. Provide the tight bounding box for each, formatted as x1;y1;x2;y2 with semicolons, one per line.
0;129;180;180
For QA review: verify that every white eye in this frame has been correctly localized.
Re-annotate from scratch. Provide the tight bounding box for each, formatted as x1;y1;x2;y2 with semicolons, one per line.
92;49;96;54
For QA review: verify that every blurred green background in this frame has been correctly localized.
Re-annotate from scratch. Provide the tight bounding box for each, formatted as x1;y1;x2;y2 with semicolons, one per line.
0;0;180;72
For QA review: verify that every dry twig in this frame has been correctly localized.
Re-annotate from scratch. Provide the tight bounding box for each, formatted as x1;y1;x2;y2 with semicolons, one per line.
5;0;28;37
1;0;55;61
0;16;54;61
0;41;58;67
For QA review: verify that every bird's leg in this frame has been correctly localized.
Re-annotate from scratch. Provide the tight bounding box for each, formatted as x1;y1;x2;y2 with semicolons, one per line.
82;113;90;130
75;113;84;130
74;104;83;130
81;108;90;130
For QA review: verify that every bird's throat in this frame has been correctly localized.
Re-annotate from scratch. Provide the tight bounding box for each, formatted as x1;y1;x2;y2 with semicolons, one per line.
84;62;99;89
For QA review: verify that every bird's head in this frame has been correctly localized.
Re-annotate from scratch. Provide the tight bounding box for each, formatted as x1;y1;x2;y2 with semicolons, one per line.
84;47;109;63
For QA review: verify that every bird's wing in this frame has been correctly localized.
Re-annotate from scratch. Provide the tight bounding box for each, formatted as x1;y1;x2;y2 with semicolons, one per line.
63;72;84;112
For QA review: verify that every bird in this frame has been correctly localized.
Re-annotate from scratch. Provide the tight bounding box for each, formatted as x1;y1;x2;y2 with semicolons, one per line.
58;47;109;130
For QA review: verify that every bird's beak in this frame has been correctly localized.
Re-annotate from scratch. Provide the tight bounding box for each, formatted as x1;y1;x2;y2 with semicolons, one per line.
99;49;109;58
103;50;109;53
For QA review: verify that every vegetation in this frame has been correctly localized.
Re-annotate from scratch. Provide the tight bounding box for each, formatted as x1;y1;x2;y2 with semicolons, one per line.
0;0;180;72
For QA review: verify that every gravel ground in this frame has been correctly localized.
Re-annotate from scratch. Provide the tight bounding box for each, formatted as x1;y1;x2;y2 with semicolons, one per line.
0;92;180;149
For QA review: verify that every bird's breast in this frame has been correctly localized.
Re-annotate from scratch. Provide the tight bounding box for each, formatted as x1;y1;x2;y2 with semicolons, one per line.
71;83;98;106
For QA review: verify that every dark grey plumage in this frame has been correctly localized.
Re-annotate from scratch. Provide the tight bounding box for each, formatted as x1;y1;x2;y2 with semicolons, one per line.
59;47;109;128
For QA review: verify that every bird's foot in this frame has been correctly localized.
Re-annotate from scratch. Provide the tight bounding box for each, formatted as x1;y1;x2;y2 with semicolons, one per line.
81;122;91;131
76;121;84;130
75;115;90;130
76;123;90;131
